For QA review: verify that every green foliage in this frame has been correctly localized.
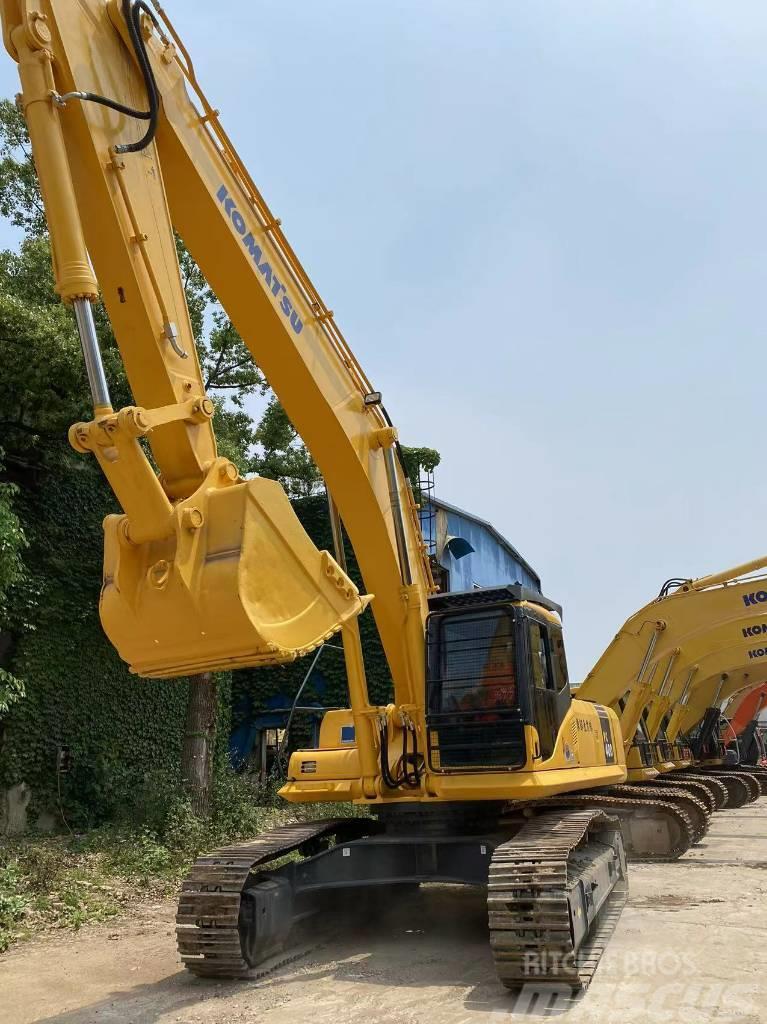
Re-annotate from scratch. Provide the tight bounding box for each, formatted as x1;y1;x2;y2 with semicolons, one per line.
400;445;441;480
0;457;195;823
0;669;24;716
0;860;32;951
203;312;265;402
250;397;322;498
0;237;131;465
0;98;46;237
0;472;25;600
0;449;27;714
0;834;147;952
0;785;368;952
211;398;256;476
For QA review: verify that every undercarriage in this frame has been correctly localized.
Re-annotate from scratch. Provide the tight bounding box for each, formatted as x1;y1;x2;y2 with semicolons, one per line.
177;802;628;992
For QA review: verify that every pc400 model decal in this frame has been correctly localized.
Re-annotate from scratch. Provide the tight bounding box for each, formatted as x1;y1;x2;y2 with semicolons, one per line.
595;706;617;764
217;185;304;336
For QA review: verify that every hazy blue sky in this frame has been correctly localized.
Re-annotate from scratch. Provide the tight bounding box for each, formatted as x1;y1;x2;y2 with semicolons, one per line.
1;1;766;680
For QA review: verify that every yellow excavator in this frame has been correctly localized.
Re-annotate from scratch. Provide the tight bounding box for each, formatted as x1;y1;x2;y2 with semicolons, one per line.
579;559;767;810
664;671;766;799
1;0;732;992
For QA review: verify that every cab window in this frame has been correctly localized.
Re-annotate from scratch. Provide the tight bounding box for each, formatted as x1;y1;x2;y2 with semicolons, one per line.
433;609;517;713
529;621;556;691
549;627;569;691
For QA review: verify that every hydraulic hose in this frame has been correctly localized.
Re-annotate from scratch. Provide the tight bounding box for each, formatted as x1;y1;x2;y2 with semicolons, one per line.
379;716;422;789
53;0;160;155
115;0;160;154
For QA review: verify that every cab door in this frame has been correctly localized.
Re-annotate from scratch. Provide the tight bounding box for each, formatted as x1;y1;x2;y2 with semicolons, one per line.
526;617;572;761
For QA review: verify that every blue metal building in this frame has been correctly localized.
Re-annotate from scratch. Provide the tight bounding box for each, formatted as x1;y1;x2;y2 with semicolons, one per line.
421;496;540;594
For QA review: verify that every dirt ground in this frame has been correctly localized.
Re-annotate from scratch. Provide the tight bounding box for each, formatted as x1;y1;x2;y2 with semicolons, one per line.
3;801;766;1024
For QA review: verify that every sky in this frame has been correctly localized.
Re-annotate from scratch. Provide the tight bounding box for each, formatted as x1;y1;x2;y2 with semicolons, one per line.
1;1;766;680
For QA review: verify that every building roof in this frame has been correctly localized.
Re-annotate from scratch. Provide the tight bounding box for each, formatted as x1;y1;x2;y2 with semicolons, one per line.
430;495;541;588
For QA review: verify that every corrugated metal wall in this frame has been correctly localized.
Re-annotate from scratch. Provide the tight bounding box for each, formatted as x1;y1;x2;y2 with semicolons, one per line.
421;501;540;593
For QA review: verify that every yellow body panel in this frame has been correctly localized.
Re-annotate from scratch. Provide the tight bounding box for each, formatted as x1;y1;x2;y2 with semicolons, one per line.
624;745;659;782
280;698;626;804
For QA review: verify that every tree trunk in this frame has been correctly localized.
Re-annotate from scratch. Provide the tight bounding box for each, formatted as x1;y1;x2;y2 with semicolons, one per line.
181;672;218;817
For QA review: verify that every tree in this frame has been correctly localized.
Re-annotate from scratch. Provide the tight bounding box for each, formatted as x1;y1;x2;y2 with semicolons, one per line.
181;672;218;817
0;98;46;237
0;238;126;466
251;397;322;498
400;445;441;487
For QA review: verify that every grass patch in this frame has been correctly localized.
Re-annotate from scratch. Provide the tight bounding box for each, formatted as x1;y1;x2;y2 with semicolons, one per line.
0;770;367;954
0;837;126;951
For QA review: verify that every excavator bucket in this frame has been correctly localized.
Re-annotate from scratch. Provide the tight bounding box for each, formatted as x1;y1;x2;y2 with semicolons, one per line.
100;476;370;678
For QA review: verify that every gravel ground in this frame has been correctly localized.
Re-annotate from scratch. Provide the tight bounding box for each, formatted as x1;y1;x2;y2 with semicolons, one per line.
3;801;766;1024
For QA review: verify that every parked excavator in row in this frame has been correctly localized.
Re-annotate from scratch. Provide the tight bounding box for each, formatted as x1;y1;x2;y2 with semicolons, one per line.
1;0;761;993
724;683;767;767
579;561;767;807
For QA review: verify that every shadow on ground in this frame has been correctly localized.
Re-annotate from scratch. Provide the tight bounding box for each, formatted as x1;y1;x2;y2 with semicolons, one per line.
30;886;557;1024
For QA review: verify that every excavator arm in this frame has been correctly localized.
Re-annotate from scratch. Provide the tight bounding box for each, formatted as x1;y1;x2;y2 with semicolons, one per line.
726;682;767;740
0;0;432;709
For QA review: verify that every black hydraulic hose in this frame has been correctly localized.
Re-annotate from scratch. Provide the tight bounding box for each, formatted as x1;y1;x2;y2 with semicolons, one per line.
56;1;160;152
58;92;151;120
379;718;400;789
401;721;412;785
115;0;161;154
411;727;422;786
274;644;327;774
658;577;690;598
379;716;422;790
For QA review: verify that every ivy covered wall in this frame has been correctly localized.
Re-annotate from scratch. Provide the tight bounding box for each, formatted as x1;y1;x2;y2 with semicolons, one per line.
0;473;386;826
0;458;191;826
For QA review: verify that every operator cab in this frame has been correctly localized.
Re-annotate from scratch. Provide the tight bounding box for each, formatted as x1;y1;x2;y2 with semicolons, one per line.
425;585;571;772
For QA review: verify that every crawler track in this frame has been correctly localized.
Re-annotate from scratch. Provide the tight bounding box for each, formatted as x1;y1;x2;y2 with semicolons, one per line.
488;809;627;992
674;772;751;808
649;776;717;814
706;769;762;802
737;766;767;795
507;792;696;861
607;784;710;844
176;818;372;978
667;772;728;809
